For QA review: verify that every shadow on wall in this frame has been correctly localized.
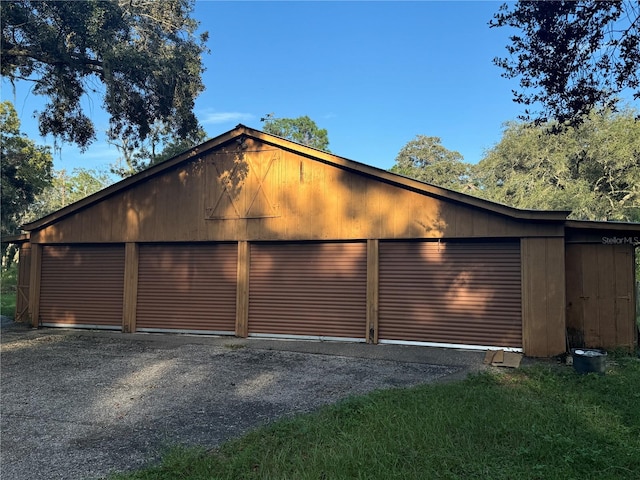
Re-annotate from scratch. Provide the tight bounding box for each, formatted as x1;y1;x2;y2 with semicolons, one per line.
377;240;522;348
135;243;238;332
39;245;125;327
34;137;523;348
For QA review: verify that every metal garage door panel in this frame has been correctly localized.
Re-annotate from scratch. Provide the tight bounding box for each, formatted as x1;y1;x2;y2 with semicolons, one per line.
379;241;522;348
40;245;125;328
249;242;367;339
136;243;237;333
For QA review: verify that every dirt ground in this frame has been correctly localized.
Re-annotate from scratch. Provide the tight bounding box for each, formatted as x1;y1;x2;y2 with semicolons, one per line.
1;323;487;480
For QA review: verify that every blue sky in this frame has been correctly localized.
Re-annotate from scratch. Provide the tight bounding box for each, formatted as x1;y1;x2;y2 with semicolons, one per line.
2;1;528;175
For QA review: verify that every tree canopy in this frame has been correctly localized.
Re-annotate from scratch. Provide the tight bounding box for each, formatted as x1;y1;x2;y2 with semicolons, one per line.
390;135;474;192
1;0;208;149
110;125;208;177
491;1;640;126
476;109;640;222
23;168;113;223
0;101;53;235
261;115;330;152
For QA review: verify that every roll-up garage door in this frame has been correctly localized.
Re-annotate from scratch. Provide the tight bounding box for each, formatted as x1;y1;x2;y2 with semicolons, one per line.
379;241;522;349
136;243;237;333
249;242;367;340
40;245;125;328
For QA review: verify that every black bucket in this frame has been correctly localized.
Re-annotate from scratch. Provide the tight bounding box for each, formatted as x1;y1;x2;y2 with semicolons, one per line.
571;349;607;375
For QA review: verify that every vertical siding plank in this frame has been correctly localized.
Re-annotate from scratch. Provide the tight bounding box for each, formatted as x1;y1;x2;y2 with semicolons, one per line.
522;238;545;355
236;241;250;337
565;244;584;346
15;243;31;323
520;239;530;351
521;238;566;356
597;246;617;347
545;238;566;355
614;246;634;349
366;239;379;344
29;243;42;328
454;208;473;237
581;244;600;346
122;243;139;333
472;212;489;237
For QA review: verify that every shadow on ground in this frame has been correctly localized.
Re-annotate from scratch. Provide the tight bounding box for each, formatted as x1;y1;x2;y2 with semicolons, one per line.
0;326;486;480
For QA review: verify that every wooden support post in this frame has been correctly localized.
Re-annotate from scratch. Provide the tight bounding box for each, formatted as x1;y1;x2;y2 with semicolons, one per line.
122;243;139;333
236;241;250;337
366;239;379;344
28;243;42;328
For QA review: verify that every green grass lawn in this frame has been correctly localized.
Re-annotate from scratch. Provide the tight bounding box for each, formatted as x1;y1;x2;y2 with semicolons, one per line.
0;263;17;319
111;354;640;480
0;291;16;318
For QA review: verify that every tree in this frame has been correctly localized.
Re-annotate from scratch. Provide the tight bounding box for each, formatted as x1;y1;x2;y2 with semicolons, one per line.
1;0;208;150
491;1;640;126
0;101;53;236
110;124;208;177
23;168;113;223
261;114;330;152
476;109;640;222
390;135;475;192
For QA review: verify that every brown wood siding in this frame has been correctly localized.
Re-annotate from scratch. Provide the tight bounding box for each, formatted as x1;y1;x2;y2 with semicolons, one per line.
378;241;522;348
16;243;31;323
248;242;367;339
29;244;42;327
40;245;125;327
136;243;237;332
122;243;139;333
235;241;250;337
366;239;379;343
31;140;564;245
521;237;566;356
566;243;636;350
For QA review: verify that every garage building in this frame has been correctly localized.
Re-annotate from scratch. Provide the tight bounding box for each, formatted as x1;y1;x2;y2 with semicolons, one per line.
9;125;639;356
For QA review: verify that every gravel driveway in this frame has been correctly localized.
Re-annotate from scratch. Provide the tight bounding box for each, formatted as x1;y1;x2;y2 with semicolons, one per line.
1;323;486;479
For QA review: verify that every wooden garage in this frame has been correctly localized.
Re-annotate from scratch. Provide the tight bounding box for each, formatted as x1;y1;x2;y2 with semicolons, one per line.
7;125;639;357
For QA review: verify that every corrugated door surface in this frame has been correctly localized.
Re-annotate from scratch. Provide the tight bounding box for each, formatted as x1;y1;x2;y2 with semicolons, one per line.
249;242;367;339
40;245;125;327
136;243;237;332
379;241;522;348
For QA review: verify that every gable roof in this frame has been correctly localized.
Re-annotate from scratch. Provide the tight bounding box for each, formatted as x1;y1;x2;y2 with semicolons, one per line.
22;124;570;232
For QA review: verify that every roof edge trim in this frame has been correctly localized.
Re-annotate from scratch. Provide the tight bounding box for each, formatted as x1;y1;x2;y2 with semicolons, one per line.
22;124;573;231
565;219;640;232
241;126;571;222
21;127;244;231
1;233;30;244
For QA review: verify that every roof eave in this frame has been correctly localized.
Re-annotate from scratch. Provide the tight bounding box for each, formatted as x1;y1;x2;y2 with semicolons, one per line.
22;123;572;231
242;126;571;222
21;127;246;231
1;233;30;244
565;219;640;232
